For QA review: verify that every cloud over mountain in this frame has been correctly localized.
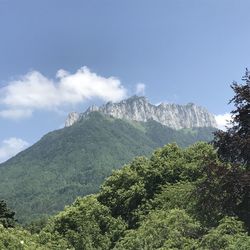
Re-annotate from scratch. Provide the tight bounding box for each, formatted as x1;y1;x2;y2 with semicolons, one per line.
0;67;127;119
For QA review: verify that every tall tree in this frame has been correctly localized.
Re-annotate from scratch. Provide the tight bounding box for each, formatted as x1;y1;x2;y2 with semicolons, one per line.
211;70;250;230
213;68;250;169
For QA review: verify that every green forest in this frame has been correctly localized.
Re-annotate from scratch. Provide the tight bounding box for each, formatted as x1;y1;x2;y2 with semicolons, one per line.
0;112;215;223
0;81;249;249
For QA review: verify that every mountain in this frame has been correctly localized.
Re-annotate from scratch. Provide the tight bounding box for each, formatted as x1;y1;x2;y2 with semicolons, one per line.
65;96;217;129
0;98;217;223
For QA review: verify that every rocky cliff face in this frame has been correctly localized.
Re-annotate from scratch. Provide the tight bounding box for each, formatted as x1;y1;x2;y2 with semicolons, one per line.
65;112;80;127
65;96;217;129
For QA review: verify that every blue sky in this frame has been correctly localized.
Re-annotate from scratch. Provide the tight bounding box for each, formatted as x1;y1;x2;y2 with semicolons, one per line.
0;0;249;162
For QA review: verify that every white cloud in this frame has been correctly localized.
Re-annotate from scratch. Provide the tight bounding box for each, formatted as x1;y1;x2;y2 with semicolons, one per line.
0;109;32;119
0;137;29;163
0;67;127;119
135;83;146;95
215;113;232;130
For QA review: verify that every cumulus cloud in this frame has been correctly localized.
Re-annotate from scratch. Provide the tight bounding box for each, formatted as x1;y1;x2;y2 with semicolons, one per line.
136;83;146;95
0;137;29;163
215;113;232;130
0;67;127;119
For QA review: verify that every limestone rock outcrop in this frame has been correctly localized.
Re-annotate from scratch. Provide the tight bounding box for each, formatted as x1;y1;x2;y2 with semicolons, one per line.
65;96;217;129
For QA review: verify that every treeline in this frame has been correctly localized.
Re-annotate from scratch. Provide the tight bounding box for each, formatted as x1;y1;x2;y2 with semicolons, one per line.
0;74;249;249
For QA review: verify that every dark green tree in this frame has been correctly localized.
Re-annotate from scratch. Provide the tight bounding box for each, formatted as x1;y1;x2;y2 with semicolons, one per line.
0;200;16;228
213;68;250;168
193;162;249;228
212;69;250;231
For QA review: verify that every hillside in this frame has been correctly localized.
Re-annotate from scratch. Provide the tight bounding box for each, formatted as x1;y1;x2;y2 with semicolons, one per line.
0;112;215;223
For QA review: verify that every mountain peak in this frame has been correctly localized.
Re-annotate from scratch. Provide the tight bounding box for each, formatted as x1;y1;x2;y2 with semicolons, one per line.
112;95;148;105
126;95;147;101
65;96;217;129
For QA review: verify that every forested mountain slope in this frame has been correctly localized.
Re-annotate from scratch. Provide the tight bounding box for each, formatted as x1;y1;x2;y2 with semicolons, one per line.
0;112;215;223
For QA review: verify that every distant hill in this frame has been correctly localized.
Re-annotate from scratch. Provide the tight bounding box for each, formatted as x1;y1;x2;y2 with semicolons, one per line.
0;112;216;223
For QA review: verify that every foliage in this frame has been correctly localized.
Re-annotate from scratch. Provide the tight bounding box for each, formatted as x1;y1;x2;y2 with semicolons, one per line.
0;200;16;228
98;142;217;228
45;195;126;250
25;216;49;234
97;157;149;227
0;224;71;250
193;162;249;228
148;181;195;213
200;217;250;250
114;209;201;250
